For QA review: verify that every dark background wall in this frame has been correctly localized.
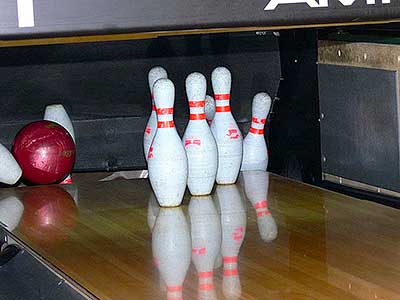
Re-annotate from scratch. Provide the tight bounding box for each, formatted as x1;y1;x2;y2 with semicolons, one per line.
0;32;281;171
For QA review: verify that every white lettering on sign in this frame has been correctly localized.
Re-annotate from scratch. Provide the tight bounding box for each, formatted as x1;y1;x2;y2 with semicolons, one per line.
17;0;35;27
265;0;391;10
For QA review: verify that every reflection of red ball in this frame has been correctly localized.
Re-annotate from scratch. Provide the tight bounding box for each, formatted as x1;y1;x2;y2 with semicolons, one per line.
12;120;75;185
19;186;78;249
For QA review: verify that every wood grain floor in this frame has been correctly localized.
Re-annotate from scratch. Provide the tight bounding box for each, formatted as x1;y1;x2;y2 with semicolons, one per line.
0;171;399;300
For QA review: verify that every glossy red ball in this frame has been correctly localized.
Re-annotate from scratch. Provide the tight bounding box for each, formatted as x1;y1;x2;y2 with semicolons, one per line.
12;120;75;184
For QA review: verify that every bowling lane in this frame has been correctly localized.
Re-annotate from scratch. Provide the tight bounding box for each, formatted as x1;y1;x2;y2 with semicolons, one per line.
1;172;400;300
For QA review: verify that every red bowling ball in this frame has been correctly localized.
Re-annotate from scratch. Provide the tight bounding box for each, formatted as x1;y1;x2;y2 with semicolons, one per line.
12;120;75;185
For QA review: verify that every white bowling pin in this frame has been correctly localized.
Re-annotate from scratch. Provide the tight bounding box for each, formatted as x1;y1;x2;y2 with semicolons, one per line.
210;67;243;184
241;93;272;171
0;143;22;185
189;196;221;300
216;184;246;300
148;79;188;207
205;95;216;126
182;73;218;196
152;207;191;300
242;171;277;242
144;66;168;162
44;104;75;184
0;196;24;231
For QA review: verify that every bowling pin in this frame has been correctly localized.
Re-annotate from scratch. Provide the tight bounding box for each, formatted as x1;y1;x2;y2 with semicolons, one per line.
148;79;188;207
144;66;168;162
152;207;191;300
189;196;222;300
0;143;22;185
216;184;246;300
205;95;216;126
241;93;272;171
44;104;75;184
0;196;24;231
182;73;218;196
242;171;277;242
210;67;243;185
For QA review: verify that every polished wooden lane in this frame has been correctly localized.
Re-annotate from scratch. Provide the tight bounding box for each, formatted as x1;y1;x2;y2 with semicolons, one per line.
1;172;400;300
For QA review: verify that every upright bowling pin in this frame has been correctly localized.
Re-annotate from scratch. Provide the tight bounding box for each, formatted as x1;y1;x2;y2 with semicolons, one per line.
211;67;243;184
144;67;168;162
242;171;277;242
148;79;188;207
0;143;22;185
0;196;24;231
205;95;216;126
152;207;191;300
183;73;218;195
44;104;75;184
241;93;272;171
189;196;222;300
216;184;246;300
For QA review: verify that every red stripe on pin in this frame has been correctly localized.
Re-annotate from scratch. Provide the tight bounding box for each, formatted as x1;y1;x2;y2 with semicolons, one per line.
249;127;264;135
199;283;214;291
152;104;156;111
158;121;175;128
257;210;271;217
254;200;267;209
60;177;73;184
223;269;239;276
252;117;266;124
190;113;206;120
198;271;213;278
189;100;205;107
215;106;231;112
157;107;174;115
223;256;238;263
214;94;230;100
167;285;183;292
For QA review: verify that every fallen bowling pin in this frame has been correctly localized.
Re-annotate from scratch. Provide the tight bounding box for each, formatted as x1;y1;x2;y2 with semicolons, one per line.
205;95;216;126
242;171;277;242
189;195;222;300
210;67;243;185
0;143;22;185
216;184;246;300
148;78;188;207
183;72;218;195
152;207;191;300
144;66;168;162
44;104;75;184
241;93;272;171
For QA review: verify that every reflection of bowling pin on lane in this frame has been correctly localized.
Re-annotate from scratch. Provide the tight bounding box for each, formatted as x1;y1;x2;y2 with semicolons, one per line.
148;79;188;207
205;95;216;126
189;196;222;300
0;143;22;185
216;184;246;300
152;207;191;300
183;73;218;196
242;171;277;242
44;104;75;184
211;67;243;184
241;93;272;171
0;196;24;232
147;193;160;231
144;67;168;162
146;193;166;292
